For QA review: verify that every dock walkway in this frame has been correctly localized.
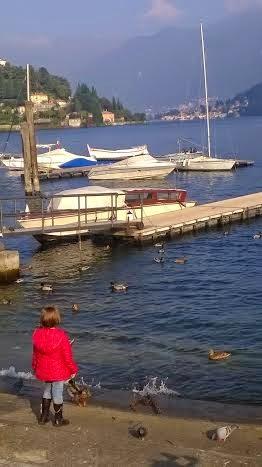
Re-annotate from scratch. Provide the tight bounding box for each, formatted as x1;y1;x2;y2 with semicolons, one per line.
113;192;262;243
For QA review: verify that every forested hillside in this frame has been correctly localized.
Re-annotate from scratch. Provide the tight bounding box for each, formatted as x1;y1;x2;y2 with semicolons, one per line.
0;63;71;103
71;84;145;124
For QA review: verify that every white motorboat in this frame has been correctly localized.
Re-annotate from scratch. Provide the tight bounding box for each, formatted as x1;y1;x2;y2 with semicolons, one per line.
87;144;149;161
1;145;97;171
169;25;236;172
88;154;175;180
16;185;196;244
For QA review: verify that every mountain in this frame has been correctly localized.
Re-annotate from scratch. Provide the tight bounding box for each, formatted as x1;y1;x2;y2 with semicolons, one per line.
85;9;262;111
230;82;262;116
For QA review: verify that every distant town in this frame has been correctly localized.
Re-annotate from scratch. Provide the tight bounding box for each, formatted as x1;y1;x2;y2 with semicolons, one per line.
147;96;248;122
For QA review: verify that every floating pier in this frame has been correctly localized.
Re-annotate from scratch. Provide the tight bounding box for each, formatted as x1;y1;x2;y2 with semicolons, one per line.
0;192;261;246
110;192;262;244
234;160;254;168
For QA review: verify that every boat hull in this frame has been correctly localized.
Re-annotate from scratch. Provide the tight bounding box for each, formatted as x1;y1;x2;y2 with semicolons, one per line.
88;166;174;180
172;157;235;172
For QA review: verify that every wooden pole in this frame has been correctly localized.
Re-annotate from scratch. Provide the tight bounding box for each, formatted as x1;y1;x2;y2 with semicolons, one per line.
21;122;33;196
25;101;40;194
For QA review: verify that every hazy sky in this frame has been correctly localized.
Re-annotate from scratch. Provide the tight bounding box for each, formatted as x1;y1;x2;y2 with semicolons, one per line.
2;0;262;77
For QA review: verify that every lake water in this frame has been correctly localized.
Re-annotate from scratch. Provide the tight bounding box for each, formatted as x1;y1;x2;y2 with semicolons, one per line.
0;118;262;405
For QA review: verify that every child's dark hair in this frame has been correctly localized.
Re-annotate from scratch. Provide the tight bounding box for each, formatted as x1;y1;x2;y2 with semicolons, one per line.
40;306;61;328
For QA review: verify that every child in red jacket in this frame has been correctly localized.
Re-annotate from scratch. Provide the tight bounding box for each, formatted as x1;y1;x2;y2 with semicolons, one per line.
32;305;78;426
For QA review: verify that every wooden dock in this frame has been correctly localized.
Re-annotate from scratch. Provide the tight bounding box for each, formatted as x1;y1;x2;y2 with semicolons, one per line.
20;159;254;182
110;192;262;244
21;166;92;181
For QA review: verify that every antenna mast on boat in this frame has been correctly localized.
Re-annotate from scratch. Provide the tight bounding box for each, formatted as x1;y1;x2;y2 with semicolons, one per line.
200;23;211;158
26;64;30;101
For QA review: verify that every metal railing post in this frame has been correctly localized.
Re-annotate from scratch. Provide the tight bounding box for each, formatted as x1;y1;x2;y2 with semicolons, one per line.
51;197;54;227
78;195;81;229
41;198;44;232
140;194;144;226
111;194;113;226
0;201;3;234
85;195;87;224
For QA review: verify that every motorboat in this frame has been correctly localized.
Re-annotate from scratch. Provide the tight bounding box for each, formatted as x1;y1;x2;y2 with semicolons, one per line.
88;154;175;180
87;144;149;161
1;143;97;171
16;185;196;244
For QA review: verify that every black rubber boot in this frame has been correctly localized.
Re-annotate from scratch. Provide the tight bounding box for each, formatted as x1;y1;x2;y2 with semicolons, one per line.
53;403;70;427
38;398;51;425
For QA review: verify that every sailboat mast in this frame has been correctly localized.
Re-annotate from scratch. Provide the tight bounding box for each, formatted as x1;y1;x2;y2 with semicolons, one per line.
26;64;30;101
200;24;211;158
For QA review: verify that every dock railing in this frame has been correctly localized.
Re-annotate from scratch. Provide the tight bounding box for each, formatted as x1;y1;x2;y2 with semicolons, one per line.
0;192;143;236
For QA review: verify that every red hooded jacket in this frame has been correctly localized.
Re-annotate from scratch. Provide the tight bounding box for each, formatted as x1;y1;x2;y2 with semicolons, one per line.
32;327;78;382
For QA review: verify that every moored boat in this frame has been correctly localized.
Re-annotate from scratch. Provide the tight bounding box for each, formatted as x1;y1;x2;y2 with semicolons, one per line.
168;153;236;171
88;154;175;180
87;144;148;161
1;145;97;171
16;185;196;244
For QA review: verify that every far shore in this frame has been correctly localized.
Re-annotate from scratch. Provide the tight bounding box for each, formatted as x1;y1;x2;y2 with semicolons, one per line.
0;390;262;466
0;121;146;134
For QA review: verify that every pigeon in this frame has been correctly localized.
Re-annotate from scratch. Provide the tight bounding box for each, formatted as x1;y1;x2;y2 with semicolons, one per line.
212;425;239;442
110;281;128;292
135;425;148;440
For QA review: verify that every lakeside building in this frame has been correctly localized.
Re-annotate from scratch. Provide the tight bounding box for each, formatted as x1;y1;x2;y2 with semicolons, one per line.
102;110;115;125
31;93;49;105
0;59;7;67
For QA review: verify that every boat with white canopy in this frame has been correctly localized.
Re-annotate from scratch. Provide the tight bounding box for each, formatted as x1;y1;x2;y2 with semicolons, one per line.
1;144;97;170
87;144;149;161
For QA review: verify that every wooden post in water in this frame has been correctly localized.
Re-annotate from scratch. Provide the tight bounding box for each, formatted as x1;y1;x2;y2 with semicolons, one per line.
21;122;33;196
25;101;40;194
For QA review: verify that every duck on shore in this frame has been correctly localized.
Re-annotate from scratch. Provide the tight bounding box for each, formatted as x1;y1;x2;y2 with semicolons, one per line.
208;349;231;361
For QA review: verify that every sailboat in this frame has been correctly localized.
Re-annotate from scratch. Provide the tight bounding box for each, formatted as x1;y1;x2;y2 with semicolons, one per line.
170;24;236;171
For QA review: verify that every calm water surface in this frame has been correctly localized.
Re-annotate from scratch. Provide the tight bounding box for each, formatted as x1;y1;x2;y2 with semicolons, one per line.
0;118;261;404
